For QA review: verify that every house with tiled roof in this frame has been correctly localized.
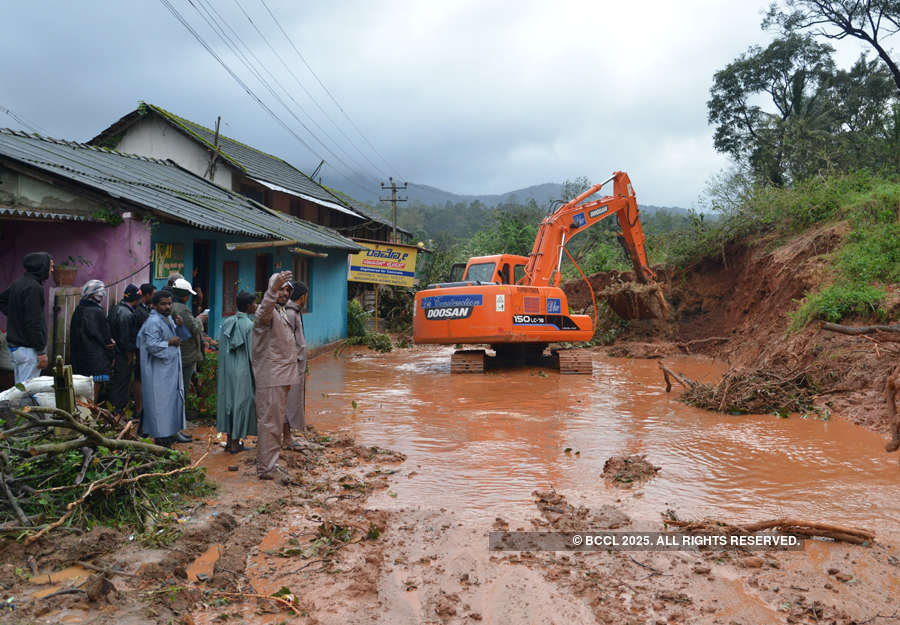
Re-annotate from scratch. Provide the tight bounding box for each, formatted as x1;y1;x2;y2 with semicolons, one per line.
89;102;410;243
0;129;363;361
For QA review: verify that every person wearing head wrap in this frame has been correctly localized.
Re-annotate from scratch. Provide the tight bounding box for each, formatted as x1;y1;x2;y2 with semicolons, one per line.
70;280;114;397
283;281;308;446
0;252;53;382
251;271;300;480
216;291;258;453
107;284;141;414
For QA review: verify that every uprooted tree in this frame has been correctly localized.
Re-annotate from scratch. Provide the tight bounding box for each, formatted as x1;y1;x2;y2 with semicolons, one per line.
0;403;208;542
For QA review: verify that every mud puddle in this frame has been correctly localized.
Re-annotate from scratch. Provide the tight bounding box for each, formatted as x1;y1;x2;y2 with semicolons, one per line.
310;346;900;539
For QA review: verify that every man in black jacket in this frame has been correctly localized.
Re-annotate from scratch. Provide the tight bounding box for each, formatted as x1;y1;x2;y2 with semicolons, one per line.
0;252;53;383
108;284;141;414
132;283;155;418
70;280;114;399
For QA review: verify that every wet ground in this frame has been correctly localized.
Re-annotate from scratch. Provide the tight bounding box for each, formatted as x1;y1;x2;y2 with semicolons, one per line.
310;346;900;541
9;344;900;625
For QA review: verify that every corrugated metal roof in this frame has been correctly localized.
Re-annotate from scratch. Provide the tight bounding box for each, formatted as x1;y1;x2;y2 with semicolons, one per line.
0;129;364;251
90;104;408;234
250;177;358;217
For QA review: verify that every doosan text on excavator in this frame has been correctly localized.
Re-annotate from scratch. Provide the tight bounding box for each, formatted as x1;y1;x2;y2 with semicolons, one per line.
412;171;656;375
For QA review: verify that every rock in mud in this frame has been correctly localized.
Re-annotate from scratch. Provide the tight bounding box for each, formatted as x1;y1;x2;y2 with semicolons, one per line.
83;573;116;602
602;455;661;488
532;489;630;530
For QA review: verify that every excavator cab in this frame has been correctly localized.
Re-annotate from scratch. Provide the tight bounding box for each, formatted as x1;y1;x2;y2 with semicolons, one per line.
461;255;529;285
448;263;466;283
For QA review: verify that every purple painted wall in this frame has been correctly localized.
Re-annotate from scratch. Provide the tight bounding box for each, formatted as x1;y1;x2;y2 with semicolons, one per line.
0;217;151;333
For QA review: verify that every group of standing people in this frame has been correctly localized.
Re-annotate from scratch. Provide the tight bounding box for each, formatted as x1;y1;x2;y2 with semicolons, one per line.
1;253;309;478
217;270;308;480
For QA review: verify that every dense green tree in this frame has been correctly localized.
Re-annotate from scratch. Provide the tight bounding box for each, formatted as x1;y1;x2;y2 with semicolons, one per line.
708;34;837;185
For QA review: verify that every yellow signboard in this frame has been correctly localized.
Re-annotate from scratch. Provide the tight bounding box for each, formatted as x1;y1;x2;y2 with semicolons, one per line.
154;243;185;280
348;242;418;287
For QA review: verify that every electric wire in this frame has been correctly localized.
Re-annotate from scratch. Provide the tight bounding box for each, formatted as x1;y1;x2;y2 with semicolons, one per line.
258;0;406;183
0;106;46;135
157;0;375;200
197;0;381;187
231;0;391;183
184;0;377;196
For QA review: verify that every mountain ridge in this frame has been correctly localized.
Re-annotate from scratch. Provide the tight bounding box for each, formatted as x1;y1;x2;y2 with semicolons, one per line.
323;176;689;214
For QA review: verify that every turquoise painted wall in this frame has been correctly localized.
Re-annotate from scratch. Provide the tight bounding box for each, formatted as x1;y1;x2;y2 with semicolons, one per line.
150;223;348;348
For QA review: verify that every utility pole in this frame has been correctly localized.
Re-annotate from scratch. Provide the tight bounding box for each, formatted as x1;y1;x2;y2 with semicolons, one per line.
206;116;221;181
380;177;408;243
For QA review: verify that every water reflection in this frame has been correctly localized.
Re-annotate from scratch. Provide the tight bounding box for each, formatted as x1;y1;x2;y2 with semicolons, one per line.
309;346;900;539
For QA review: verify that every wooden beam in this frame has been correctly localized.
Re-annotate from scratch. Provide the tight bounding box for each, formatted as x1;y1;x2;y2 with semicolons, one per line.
225;239;298;251
289;247;328;258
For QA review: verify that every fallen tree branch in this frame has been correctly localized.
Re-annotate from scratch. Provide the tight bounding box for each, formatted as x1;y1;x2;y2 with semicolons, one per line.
77;560;139;578
675;337;730;353
24;445;209;545
1;471;30;526
13;407;171;456
115;421;134;440
738;518;874;539
74;447;94;486
658;362;695;392
822;322;900;335
664;517;874;545
207;590;300;615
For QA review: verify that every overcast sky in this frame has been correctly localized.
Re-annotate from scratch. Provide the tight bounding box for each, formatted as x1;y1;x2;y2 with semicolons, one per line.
1;1;874;207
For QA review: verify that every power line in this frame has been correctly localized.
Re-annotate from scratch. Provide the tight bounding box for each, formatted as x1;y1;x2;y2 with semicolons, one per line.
258;0;407;183
196;0;380;187
231;0;392;183
158;0;374;199
0;105;46;135
185;0;378;194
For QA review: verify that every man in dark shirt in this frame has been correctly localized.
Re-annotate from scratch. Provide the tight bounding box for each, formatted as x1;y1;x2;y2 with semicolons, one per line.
132;283;155;419
108;284;141;414
0;252;53;383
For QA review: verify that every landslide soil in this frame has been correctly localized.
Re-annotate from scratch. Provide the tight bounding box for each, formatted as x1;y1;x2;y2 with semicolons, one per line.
566;222;900;433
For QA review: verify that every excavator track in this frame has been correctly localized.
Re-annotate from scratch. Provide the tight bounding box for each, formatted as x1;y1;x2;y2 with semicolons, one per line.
555;349;592;375
451;349;487;374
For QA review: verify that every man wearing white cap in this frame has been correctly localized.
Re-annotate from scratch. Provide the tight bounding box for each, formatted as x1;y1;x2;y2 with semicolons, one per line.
171;278;206;439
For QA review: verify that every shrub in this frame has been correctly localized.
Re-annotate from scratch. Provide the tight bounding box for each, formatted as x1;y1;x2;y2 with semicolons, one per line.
347;299;369;338
790;281;886;330
187;350;217;416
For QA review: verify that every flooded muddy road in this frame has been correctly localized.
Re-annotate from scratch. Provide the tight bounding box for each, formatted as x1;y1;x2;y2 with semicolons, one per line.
11;344;900;625
310;346;900;540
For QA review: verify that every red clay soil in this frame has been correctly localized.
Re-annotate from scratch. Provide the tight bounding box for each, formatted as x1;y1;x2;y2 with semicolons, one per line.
565;222;900;433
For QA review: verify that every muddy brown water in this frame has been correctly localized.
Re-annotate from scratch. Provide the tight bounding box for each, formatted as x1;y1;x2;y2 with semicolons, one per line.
310;346;900;540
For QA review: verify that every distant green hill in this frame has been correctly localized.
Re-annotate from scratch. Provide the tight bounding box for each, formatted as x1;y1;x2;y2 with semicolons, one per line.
322;175;688;215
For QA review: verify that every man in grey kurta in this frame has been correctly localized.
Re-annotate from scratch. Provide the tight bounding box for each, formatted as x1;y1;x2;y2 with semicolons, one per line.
136;290;186;447
284;281;308;441
217;291;257;453
251;271;300;479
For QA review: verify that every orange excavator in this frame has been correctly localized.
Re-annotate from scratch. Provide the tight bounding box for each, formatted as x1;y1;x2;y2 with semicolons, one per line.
413;171;656;374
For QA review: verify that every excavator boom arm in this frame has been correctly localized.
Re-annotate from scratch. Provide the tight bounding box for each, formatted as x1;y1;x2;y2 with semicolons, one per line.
523;171;655;287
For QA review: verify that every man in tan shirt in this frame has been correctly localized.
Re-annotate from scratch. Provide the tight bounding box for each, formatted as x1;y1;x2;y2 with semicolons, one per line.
284;281;308;442
251;271;300;479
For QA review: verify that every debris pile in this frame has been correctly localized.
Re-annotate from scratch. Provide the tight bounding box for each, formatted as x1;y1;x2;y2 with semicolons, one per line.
601;454;660;487
659;362;818;415
0;403;207;541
